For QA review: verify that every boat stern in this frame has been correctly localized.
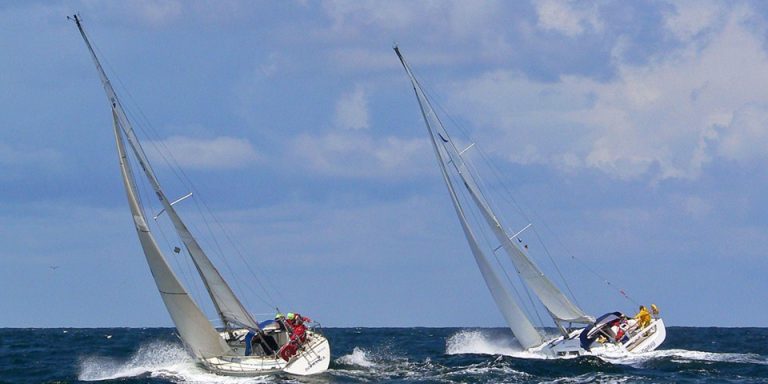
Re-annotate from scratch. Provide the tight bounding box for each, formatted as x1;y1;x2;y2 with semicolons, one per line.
283;331;331;376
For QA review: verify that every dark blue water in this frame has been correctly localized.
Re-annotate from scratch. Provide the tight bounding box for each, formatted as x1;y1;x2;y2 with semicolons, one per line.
1;327;766;383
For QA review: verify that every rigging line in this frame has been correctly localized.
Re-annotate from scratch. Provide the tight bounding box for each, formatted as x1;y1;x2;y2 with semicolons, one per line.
452;166;543;328
185;181;284;307
128;146;208;306
189;195;276;309
447;152;545;327
530;210;641;307
472;153;584;307
426;81;588;310
529;227;582;309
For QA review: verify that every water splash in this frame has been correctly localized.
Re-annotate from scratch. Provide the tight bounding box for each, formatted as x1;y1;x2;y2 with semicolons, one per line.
446;330;539;357
336;347;377;367
78;341;275;383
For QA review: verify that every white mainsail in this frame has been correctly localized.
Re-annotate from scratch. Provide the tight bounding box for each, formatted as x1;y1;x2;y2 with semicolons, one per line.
73;16;259;332
112;110;231;358
395;46;593;348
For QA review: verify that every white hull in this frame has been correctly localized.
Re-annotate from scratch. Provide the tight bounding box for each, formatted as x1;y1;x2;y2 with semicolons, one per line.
201;330;331;376
531;318;667;358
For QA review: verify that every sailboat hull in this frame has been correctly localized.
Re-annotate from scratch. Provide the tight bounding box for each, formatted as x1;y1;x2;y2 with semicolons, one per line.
201;330;330;376
533;318;667;358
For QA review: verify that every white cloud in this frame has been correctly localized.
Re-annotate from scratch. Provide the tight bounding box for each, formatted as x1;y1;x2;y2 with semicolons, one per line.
335;86;369;130
319;0;508;69
717;103;768;163
289;132;430;179
534;0;602;37
662;0;725;42
146;136;261;170
449;4;768;181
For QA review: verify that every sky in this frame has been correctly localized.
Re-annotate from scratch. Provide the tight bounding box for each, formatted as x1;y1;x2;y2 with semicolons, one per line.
1;0;767;329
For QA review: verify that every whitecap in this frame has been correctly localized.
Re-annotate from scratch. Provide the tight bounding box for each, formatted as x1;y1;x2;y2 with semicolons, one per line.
336;347;377;368
446;329;542;358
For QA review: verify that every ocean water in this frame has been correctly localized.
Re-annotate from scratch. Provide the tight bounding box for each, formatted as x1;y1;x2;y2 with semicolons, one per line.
1;327;766;383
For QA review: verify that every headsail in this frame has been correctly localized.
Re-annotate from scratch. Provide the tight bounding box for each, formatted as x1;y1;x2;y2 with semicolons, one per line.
112;110;231;358
396;46;593;347
73;15;259;331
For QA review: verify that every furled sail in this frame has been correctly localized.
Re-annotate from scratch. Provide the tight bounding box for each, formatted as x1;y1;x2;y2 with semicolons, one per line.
395;47;544;348
112;110;231;358
73;16;259;331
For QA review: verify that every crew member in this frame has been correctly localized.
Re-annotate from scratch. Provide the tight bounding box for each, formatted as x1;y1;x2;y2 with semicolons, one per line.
277;312;315;361
634;305;652;329
286;312;311;343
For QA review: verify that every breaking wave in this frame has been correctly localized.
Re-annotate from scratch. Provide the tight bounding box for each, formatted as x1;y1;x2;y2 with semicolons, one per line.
336;346;377;367
78;341;273;383
445;329;541;358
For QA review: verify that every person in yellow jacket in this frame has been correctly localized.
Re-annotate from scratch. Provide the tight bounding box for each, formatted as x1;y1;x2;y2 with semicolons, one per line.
634;305;652;329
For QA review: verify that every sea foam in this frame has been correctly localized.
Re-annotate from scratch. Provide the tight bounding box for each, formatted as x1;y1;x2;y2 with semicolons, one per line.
336;347;377;367
78;341;274;383
445;330;536;357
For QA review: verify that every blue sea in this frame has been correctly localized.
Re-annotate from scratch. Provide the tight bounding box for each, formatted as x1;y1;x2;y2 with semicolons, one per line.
1;327;766;383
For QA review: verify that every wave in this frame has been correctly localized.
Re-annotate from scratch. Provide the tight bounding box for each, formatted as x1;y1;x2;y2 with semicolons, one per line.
336;347;378;367
605;348;768;366
445;329;545;358
77;341;274;383
444;329;768;368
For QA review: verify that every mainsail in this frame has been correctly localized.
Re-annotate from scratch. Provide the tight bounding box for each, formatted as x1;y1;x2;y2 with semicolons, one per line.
395;46;593;348
73;15;259;333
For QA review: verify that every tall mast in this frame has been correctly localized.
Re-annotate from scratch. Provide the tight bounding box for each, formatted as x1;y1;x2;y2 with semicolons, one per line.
395;46;544;348
396;45;594;345
72;15;259;331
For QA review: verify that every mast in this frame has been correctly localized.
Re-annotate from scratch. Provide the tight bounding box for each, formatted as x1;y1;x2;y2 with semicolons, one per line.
396;46;594;344
395;47;543;348
72;15;259;331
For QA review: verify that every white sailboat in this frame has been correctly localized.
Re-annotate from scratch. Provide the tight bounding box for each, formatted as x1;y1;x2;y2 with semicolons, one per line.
71;15;330;376
394;46;666;358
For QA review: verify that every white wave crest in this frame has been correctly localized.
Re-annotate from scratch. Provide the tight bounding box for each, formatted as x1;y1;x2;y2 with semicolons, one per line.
336;347;377;367
605;348;768;366
446;330;540;358
78;341;273;383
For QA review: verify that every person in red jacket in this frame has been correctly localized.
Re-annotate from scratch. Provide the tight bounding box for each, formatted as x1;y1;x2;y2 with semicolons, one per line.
278;312;313;361
287;312;311;343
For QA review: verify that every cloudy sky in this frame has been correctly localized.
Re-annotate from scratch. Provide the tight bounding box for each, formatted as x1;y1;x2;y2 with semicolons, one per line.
1;0;767;329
